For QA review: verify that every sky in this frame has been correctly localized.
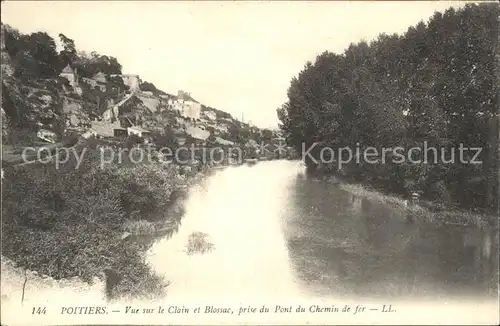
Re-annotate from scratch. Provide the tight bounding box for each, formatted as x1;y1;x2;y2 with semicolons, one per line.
2;1;469;129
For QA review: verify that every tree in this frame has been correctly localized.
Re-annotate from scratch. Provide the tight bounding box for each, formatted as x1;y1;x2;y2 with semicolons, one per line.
58;33;77;68
277;3;498;212
140;81;167;96
151;126;178;151
72;51;122;77
5;29;60;78
26;32;60;77
205;132;217;148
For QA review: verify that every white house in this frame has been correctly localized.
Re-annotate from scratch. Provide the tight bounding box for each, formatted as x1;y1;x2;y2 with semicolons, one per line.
102;105;120;122
37;129;58;143
60;65;77;87
81;129;98;139
81;72;107;91
122;74;141;92
203;110;217;121
127;126;151;138
183;100;201;120
59;65;83;95
109;74;141;92
173;90;201;120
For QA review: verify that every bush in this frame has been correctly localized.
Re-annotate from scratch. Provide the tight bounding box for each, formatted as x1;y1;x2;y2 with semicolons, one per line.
124;134;143;148
1;149;185;299
186;232;214;255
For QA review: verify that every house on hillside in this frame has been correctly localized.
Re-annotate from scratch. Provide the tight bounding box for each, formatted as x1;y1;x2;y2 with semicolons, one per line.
203;110;217;121
81;72;107;91
113;127;128;138
101;91;145;123
215;137;234;146
122;74;141;92
109;74;141;92
59;65;83;95
102;104;120;122
93;72;107;83
172;90;201;120
127;125;151;138
60;65;77;87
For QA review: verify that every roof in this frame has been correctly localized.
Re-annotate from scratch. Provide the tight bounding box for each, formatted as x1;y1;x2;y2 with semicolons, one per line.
109;74;140;78
176;91;199;103
120;112;136;118
92;72;107;83
128;126;151;133
186;126;210;140
61;64;73;74
215;137;234;146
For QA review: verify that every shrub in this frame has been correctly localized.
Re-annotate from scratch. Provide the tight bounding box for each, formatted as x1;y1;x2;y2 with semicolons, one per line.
186;232;214;255
124;134;143;148
1;148;185;299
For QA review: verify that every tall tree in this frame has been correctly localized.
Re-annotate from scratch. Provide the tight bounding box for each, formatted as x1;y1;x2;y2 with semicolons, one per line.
278;3;499;211
58;33;77;68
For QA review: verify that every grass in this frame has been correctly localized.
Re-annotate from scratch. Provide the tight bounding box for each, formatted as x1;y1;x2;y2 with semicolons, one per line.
339;182;496;228
1;142;200;300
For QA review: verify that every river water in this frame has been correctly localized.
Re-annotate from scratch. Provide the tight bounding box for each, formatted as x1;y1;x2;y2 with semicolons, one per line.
148;160;498;301
145;160;498;324
2;160;499;325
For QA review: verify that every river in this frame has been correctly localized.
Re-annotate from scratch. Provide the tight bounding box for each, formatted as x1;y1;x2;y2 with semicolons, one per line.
145;160;498;324
148;160;498;301
2;160;498;325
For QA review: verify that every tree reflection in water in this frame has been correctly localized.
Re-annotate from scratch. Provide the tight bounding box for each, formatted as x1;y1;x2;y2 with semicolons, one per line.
284;173;498;300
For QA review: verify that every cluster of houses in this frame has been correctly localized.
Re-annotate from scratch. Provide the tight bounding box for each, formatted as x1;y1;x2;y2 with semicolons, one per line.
59;64;203;120
59;64;141;94
60;66;236;150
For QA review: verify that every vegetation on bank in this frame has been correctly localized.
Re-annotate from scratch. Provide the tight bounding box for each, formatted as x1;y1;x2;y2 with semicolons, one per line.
1;140;201;300
338;182;495;228
278;3;499;216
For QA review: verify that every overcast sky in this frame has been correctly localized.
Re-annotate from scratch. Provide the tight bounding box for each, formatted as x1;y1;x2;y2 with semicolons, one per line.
2;1;468;128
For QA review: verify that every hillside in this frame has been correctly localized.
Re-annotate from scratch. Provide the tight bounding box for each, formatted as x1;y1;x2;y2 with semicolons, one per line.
0;22;289;301
0;23;280;163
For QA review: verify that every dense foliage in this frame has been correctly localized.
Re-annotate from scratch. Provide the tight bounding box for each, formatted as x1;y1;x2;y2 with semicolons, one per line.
277;4;498;212
1;142;188;299
3;25;122;79
140;80;169;97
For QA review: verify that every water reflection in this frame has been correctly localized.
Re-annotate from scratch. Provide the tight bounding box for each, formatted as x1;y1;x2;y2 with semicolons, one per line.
148;160;497;302
2;160;497;325
285;172;499;300
144;161;500;302
147;162;305;300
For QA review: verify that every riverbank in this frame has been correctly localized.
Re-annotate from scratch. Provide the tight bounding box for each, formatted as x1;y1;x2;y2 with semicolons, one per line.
334;179;497;228
1;141;211;301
